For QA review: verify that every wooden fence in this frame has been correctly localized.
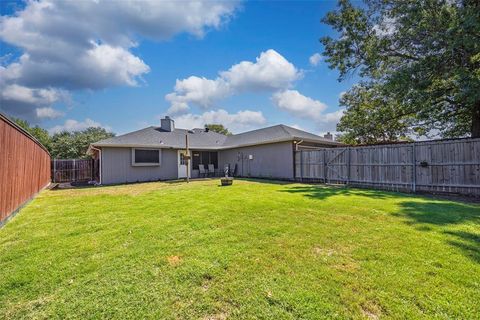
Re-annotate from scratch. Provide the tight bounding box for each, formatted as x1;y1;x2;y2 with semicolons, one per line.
51;159;98;183
1;114;51;225
295;137;480;197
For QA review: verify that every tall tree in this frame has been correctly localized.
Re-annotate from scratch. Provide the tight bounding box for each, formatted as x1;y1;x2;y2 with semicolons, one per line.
51;127;115;159
322;0;480;142
337;83;413;144
11;117;115;158
205;124;232;135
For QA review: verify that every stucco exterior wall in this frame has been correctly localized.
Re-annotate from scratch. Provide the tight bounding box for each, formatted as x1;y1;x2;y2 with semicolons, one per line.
218;141;295;180
101;147;178;184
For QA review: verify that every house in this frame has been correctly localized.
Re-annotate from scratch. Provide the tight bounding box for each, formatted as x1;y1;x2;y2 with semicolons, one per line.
88;116;342;184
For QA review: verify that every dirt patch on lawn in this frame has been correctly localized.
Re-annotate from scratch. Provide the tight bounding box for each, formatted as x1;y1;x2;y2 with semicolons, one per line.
203;312;228;320
167;255;182;266
360;301;383;320
313;247;336;256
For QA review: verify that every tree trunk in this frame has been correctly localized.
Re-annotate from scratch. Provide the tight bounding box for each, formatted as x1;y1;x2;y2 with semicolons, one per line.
472;100;480;138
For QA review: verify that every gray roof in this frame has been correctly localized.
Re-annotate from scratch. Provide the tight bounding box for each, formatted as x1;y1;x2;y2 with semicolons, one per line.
222;125;339;147
91;124;341;150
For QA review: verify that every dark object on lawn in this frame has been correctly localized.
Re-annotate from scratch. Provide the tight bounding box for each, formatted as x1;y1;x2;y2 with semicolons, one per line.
420;161;429;167
221;177;233;186
221;165;233;186
224;165;230;177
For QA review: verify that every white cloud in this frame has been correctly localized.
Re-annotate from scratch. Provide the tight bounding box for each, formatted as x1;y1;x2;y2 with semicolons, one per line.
166;76;230;114
0;84;67;106
322;109;344;123
36;107;64;119
220;49;301;91
0;82;70;120
271;90;344;132
166;49;301;114
48;118;111;134
0;0;240;120
309;53;322;66
174;109;266;133
272;90;327;120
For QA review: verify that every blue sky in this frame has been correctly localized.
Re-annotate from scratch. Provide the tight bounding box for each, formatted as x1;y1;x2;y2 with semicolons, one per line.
0;1;357;135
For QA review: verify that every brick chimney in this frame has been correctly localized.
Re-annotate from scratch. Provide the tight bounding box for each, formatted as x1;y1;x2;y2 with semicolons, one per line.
323;132;333;140
161;116;175;132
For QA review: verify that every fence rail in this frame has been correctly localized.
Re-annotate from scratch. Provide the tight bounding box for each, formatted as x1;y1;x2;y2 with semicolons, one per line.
51;159;98;183
295;137;480;197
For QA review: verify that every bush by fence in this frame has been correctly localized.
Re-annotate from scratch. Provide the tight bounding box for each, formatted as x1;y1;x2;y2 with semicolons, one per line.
295;137;480;197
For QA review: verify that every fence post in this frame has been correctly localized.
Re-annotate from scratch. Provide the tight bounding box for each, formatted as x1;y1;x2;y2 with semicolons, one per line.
73;159;76;182
53;159;56;183
412;142;416;193
347;147;350;185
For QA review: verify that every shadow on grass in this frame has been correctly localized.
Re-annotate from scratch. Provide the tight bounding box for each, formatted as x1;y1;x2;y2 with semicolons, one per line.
237;178;295;185
282;184;480;263
445;230;480;263
395;201;480;263
280;185;395;200
394;201;480;226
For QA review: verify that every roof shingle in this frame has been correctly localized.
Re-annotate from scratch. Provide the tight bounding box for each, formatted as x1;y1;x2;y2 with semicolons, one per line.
92;124;341;149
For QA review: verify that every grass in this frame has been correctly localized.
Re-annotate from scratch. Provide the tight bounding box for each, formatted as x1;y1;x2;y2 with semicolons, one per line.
0;179;479;319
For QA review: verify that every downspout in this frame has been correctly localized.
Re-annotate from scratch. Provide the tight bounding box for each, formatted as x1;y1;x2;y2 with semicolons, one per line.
90;146;102;185
295;140;303;181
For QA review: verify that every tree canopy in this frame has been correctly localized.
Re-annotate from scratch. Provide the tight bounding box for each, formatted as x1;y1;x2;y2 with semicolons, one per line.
205;124;232;135
321;0;480;143
12;118;115;159
12;118;52;151
50;127;115;159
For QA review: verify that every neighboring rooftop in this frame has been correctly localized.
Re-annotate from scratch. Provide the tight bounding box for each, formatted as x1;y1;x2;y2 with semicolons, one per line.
91;117;342;150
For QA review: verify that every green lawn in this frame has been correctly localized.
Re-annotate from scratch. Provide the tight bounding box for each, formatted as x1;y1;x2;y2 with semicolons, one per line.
1;179;479;319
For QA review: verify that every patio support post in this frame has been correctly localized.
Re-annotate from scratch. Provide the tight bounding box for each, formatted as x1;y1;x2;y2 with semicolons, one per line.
185;134;189;183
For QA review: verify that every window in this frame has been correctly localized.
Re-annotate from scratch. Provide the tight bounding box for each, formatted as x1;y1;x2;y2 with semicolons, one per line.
192;151;218;169
180;152;187;165
132;149;160;166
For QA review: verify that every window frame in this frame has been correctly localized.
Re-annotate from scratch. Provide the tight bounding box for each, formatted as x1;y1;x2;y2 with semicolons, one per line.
131;148;161;166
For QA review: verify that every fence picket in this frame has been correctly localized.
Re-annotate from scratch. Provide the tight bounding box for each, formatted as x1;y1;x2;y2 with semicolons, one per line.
51;159;98;183
295;138;480;197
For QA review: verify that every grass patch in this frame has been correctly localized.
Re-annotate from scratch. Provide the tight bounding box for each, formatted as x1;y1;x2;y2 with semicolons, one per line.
1;179;479;319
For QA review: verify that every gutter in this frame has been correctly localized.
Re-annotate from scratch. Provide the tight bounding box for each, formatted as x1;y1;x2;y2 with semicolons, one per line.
295;139;304;151
89;146;102;184
90;137;344;151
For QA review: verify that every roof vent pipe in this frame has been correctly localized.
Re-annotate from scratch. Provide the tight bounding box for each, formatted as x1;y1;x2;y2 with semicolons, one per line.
161;116;175;132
